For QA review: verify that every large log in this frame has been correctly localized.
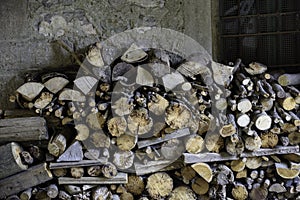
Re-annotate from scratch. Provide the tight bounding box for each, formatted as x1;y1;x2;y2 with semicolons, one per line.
0;142;28;179
0;163;53;199
0;117;48;143
278;73;300;86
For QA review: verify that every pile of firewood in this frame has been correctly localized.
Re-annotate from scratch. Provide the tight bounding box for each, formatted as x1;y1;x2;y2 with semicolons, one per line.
0;42;299;200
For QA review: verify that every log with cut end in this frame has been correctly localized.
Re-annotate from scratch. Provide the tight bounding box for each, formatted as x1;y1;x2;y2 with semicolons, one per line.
56;141;83;162
205;133;224;153
20;188;32;200
237;98;252;113
245;157;262;169
102;162;118;178
74;76;98;95
116;134;137;151
220;114;237;137
0;142;28;179
146;172;173;199
185;135;205;154
279;93;296;111
0;163;52;199
278;73;300;86
231;159;246;172
244;135;262;151
0;117;48;143
48;134;67;157
232;183;248;200
44;76;69;94
191;162;213;182
70;167;84;178
92;187;112;200
46;184;59;198
59;89;86;102
237;113;251;128
169;186;196;200
254;111;272;131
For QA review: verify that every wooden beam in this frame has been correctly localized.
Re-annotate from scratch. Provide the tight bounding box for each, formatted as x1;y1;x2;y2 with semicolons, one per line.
58;173;128;185
184;146;299;163
49;159;108;169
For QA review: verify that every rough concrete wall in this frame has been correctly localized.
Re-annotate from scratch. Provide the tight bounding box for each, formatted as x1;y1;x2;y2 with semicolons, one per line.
0;0;212;108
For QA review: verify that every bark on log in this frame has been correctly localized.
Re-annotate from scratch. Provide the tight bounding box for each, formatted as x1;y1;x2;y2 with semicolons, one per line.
0;142;28;179
0;117;48;143
0;163;52;199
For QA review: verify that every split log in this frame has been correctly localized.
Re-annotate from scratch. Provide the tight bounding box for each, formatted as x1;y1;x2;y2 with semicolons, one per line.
44;76;69;94
0;163;53;199
74;76;98;95
275;163;300;179
137;128;190;149
57;141;83;162
278;73;300;86
146;172;173;199
191;162;213;182
16;82;44;101
220;114;237;137
0;142;28;179
58;173;128;185
0;117;48;143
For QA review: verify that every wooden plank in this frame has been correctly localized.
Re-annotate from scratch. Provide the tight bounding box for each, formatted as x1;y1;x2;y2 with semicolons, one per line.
135;160;184;175
49;159;108;169
137;128;190;149
0;117;48;143
58;173;128;185
184;146;299;163
0;163;53;199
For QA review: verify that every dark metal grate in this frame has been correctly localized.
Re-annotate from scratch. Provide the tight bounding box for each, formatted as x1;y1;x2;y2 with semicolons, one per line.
219;0;300;68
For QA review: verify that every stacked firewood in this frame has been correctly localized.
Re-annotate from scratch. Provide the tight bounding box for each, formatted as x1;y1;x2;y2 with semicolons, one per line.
0;42;299;200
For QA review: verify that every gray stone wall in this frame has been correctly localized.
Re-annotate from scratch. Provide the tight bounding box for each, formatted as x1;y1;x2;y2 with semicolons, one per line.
0;0;212;108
